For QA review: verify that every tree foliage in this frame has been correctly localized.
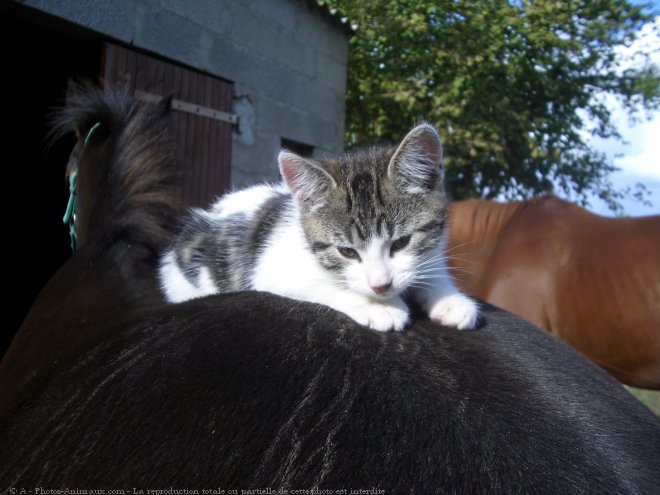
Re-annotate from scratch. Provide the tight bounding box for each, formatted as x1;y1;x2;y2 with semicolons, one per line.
324;0;660;209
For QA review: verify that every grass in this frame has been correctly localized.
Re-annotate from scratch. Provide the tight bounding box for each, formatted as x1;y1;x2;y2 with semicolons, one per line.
625;386;660;416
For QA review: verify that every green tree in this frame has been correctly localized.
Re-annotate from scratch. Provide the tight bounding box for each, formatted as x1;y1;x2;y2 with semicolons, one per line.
324;0;659;210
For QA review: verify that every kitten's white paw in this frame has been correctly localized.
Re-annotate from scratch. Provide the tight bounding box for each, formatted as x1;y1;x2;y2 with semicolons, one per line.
345;299;410;332
429;293;479;330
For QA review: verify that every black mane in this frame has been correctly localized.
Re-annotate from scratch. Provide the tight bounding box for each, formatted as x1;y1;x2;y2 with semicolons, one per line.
51;82;180;250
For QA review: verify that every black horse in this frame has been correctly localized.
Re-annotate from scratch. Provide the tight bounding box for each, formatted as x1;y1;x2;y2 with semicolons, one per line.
1;85;658;492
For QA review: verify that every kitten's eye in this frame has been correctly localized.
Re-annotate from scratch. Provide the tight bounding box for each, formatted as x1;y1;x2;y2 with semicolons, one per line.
390;235;411;255
338;247;360;260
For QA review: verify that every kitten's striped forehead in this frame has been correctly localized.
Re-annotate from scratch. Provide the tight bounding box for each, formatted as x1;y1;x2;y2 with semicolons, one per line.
337;147;395;242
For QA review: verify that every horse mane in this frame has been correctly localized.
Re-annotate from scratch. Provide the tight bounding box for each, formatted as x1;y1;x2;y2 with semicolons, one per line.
50;81;181;251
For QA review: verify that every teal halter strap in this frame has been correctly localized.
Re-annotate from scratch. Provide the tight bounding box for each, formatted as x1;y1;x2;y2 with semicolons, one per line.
63;170;78;252
62;122;102;253
84;122;102;144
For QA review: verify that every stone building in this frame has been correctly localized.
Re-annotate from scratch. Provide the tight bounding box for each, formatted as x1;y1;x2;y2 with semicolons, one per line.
0;0;350;353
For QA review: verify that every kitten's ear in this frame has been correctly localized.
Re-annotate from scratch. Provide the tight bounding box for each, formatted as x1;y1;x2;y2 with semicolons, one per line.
388;123;443;192
279;151;336;208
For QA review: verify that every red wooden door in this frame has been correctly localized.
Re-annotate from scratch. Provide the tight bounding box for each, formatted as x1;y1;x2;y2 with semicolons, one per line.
102;43;233;209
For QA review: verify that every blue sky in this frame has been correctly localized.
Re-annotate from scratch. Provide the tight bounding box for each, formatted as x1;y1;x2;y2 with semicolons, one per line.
636;0;660;12
586;5;659;217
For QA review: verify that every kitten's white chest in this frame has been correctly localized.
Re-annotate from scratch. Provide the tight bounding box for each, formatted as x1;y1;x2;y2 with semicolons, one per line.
251;216;334;300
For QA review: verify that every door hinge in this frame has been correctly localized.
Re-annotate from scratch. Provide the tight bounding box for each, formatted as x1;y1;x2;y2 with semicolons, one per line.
135;90;241;129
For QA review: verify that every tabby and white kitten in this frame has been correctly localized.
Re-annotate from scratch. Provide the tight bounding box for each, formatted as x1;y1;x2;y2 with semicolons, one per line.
159;123;478;331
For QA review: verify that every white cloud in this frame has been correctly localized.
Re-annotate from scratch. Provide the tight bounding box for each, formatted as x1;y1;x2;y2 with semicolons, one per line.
583;16;660;216
616;116;660;178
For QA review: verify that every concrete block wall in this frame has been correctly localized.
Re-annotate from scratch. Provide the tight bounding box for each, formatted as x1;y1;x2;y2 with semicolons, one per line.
14;0;349;188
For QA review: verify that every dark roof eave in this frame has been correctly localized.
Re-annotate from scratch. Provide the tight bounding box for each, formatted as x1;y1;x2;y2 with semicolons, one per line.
306;0;355;36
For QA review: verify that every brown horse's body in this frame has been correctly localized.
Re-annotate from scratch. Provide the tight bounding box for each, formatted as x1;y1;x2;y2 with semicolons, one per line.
449;195;660;389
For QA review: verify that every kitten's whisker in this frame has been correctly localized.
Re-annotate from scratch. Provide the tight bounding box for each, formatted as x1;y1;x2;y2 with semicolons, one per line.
412;267;452;276
415;257;475;276
442;240;474;255
441;254;472;263
416;256;445;267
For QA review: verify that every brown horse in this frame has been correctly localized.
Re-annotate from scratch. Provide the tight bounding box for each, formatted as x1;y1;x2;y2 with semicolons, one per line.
448;195;660;389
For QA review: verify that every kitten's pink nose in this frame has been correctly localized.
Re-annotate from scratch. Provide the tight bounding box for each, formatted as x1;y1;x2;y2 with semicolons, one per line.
370;281;392;294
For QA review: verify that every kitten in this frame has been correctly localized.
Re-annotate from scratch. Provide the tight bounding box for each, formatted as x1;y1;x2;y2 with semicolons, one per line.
159;123;478;331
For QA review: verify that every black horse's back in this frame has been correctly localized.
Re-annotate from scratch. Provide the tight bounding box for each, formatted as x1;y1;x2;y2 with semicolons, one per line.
1;294;658;492
2;86;658;492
